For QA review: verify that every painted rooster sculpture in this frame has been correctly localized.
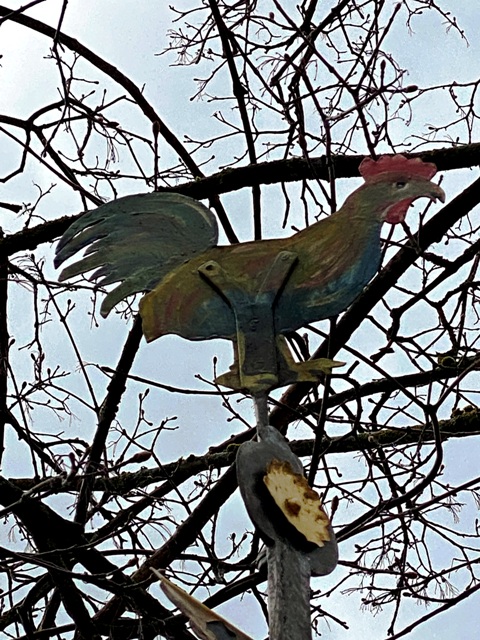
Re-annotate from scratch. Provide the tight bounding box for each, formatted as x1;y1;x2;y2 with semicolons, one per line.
55;155;444;392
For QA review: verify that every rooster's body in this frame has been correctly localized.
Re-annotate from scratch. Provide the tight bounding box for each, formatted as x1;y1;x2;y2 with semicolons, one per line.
139;196;384;342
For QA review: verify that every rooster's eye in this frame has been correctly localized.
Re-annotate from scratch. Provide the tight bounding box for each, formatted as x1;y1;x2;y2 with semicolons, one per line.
395;181;407;189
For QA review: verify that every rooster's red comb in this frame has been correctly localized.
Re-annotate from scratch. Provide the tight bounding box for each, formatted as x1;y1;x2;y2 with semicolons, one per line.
359;154;437;181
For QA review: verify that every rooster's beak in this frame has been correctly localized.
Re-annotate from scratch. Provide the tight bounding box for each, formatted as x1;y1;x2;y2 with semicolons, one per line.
430;183;446;203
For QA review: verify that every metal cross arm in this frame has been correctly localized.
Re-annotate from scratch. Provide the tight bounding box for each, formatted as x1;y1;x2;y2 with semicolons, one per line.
198;251;342;395
198;250;297;394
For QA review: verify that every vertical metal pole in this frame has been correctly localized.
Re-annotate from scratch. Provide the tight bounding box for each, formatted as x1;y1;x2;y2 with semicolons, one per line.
253;392;270;440
267;543;312;640
253;393;312;640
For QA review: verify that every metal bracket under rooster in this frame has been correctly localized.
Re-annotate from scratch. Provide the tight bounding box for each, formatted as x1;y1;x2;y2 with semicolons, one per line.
55;154;445;640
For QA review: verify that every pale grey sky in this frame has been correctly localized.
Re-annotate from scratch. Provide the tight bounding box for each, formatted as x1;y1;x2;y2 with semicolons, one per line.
1;2;480;639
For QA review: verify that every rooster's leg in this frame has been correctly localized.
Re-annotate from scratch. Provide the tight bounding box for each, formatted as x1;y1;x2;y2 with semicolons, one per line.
275;335;344;384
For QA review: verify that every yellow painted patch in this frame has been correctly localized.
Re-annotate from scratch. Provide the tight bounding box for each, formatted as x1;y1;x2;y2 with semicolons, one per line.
263;460;331;546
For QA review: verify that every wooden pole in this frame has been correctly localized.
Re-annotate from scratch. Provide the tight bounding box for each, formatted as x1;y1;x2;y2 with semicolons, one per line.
253;393;312;640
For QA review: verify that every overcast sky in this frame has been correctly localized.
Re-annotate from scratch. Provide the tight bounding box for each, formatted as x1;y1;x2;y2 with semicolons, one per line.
1;2;480;639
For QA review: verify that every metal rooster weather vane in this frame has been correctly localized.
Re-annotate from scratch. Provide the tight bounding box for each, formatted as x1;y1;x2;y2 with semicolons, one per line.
55;155;445;640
